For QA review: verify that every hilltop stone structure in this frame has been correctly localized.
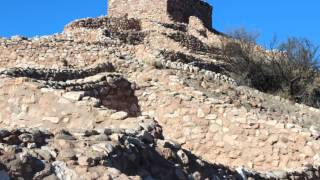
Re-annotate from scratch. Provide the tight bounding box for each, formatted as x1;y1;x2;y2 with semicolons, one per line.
108;0;213;28
0;0;320;179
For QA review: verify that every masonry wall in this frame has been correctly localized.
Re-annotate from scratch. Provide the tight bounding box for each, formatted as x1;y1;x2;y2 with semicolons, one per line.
108;0;213;28
108;0;169;23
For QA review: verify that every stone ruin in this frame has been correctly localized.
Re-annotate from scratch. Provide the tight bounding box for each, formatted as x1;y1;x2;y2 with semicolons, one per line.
0;0;320;179
108;0;213;29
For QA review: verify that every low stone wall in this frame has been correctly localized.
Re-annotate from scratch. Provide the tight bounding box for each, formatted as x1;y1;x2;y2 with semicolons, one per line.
1;66;139;117
159;22;188;32
0;63;115;81
159;50;225;73
165;32;220;54
103;30;146;45
152;50;237;85
0;34;122;68
64;16;141;32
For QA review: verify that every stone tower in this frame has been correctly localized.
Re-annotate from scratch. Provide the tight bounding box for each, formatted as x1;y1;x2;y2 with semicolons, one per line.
108;0;213;28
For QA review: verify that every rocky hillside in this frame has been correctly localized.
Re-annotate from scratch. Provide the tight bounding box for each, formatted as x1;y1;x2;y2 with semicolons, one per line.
0;13;320;180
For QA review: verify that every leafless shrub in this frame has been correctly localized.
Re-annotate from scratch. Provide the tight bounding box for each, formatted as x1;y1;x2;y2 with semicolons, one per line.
222;28;320;108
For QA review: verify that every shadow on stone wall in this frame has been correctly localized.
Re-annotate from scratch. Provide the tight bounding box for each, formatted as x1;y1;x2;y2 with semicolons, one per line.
167;0;212;29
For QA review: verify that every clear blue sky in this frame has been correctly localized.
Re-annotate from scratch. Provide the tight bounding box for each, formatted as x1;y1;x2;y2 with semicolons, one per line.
0;0;319;46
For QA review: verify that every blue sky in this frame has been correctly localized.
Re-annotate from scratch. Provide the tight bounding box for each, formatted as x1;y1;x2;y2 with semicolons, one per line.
0;0;319;46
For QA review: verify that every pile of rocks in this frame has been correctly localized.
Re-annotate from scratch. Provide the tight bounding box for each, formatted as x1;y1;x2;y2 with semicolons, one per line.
0;119;244;180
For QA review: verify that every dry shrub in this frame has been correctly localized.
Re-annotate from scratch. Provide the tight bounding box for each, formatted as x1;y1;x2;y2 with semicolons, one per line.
222;28;320;108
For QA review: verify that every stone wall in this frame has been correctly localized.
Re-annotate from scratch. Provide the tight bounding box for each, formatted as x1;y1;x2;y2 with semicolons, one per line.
2;14;320;179
108;0;213;28
65;16;141;32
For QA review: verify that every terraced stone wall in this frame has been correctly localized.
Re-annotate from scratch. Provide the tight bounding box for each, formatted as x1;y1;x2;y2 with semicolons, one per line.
0;35;123;69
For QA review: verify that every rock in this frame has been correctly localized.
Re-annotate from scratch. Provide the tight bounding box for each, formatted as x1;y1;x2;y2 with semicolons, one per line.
27;143;37;149
139;131;154;143
267;135;278;145
63;91;85;101
254;155;265;163
18;133;34;143
157;139;181;149
235;167;247;180
177;150;189;165
205;114;217;120
197;108;205;118
93;134;110;141
268;170;288;179
52;161;78;180
55;130;76;141
83;130;99;137
3;134;21;145
139;120;156;131
109;133;122;142
126;137;146;148
41;146;58;158
58;149;77;161
35;149;53;161
42;117;61;124
309;126;320;139
191;171;201;180
78;156;94;166
43;174;60;180
110;111;128;120
92;142;114;155
0;129;10;138
303;146;315;157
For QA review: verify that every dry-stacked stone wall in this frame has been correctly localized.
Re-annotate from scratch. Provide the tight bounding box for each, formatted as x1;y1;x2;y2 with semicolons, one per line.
136;68;320;178
65;16;146;45
0;65;138;116
0;16;146;69
0;35;121;68
159;22;188;32
165;32;218;53
159;50;225;73
65;16;142;32
0;63;115;81
150;50;237;85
